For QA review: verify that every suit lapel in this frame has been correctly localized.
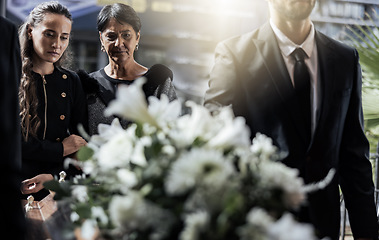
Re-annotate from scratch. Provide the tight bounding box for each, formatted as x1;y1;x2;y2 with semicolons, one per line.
251;23;309;142
313;31;336;140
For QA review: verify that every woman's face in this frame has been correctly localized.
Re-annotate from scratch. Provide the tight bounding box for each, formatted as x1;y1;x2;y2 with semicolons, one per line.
100;18;140;65
28;13;72;65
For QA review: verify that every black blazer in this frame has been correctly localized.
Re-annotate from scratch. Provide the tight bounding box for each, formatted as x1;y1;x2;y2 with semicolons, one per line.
204;22;378;239
0;17;25;239
21;67;88;182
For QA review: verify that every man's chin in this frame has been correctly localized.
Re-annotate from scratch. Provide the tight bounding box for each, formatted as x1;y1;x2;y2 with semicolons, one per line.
287;8;314;21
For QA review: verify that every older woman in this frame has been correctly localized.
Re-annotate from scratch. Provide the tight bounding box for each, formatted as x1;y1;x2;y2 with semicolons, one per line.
85;3;177;135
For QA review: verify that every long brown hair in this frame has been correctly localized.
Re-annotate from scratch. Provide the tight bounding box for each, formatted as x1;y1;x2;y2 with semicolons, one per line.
19;1;72;140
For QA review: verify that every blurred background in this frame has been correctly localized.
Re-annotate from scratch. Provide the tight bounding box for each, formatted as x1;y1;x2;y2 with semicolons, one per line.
1;0;379;104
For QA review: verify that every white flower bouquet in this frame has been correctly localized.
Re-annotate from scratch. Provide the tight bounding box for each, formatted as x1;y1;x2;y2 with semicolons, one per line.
46;78;326;240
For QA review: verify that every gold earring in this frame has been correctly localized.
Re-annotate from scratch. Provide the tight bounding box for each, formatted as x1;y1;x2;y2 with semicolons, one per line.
135;44;139;51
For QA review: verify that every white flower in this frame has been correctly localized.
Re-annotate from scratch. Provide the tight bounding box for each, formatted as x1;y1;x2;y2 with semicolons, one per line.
97;130;134;170
56;71;316;240
109;192;173;239
91;118;125;146
70;211;80;222
180;211;210;240
130;137;150;167
142;123;158;135
71;185;89;203
251;133;278;161
171;103;250;149
80;219;98;240
206;107;250;149
268;213;316;240
104;78;157;126
109;193;147;230
238;208;274;240
81;159;96;175
240;210;316;240
91;206;108;225
246;207;274;229
117;168;138;193
169;101;217;147
165;148;235;195
72;174;87;184
258;161;305;208
162;144;176;156
147;94;182;131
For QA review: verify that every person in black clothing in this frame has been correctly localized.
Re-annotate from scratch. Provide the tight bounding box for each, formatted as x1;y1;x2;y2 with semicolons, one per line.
0;16;26;240
19;1;87;200
83;3;177;135
204;0;377;239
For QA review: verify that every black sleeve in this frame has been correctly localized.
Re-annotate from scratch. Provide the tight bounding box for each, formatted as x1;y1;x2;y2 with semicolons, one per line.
69;71;89;136
204;41;236;113
21;135;66;180
0;17;22;171
156;78;177;101
21;136;64;163
143;64;177;101
339;49;378;239
0;17;26;239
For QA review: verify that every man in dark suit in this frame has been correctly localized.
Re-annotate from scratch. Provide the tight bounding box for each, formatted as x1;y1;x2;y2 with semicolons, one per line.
0;16;26;239
204;0;378;239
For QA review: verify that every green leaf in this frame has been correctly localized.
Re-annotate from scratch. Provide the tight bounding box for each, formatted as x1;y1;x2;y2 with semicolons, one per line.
77;146;94;161
347;14;379;142
135;123;144;138
43;180;72;200
43;179;62;192
74;203;92;219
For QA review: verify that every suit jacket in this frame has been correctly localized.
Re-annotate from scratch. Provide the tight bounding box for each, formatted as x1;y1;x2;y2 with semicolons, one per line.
0;16;25;239
204;22;378;239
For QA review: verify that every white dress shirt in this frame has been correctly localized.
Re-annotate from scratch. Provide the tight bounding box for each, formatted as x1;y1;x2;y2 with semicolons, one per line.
270;19;320;136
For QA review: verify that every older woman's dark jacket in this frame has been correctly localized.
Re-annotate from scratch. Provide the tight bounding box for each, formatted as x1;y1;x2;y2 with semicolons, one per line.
79;64;177;135
21;67;88;183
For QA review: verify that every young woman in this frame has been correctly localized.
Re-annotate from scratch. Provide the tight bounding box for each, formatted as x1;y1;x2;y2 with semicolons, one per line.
19;1;87;200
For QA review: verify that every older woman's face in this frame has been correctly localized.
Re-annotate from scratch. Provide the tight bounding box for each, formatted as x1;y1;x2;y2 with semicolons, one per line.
100;18;140;65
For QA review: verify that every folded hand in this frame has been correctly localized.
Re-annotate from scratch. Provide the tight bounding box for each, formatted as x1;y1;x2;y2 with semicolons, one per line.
62;134;87;157
21;173;54;194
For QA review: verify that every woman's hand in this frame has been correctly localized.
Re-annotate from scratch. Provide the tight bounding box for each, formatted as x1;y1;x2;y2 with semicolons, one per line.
21;174;54;195
62;134;87;157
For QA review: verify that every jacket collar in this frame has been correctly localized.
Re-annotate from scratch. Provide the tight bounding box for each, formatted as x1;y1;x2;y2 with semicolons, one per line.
253;22;309;143
249;22;336;146
251;22;337;147
269;19;316;59
312;31;336;140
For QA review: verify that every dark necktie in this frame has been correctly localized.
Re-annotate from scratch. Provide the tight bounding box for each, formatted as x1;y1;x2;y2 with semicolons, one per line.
291;48;311;140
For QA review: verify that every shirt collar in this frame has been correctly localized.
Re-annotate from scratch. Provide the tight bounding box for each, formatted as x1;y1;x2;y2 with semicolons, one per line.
269;18;315;59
